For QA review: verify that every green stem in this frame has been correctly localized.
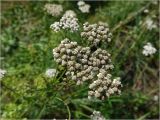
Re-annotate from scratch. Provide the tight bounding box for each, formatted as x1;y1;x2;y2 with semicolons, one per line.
66;104;71;120
56;97;71;120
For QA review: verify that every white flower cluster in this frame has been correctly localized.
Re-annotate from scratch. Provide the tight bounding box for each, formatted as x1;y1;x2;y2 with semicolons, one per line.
45;69;57;78
50;10;79;32
153;95;158;102
88;71;122;100
64;10;76;17
77;1;90;13
53;38;122;99
145;18;157;30
0;69;6;79
91;111;106;120
142;42;157;56
81;22;112;46
144;9;149;13
44;3;63;16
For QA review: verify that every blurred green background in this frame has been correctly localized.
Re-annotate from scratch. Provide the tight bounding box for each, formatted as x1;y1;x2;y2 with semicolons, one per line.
0;0;159;119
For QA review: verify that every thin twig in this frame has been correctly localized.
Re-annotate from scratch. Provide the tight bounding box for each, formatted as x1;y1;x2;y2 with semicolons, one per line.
111;2;152;33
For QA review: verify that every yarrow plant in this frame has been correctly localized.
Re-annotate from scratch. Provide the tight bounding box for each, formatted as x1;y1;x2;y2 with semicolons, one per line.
142;42;157;56
44;3;63;16
45;3;123;100
77;1;90;13
51;12;122;100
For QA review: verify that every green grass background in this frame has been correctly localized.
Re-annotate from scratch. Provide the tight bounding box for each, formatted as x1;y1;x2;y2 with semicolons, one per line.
1;0;159;119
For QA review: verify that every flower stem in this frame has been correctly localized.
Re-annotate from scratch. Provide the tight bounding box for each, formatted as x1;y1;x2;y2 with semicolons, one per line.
56;97;71;120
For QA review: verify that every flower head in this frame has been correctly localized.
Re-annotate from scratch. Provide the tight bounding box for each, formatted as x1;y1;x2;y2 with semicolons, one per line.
142;42;157;56
50;22;61;32
64;10;77;17
45;69;57;78
145;18;157;30
50;11;79;32
44;3;63;16
88;72;122;100
77;1;90;13
77;1;85;6
91;111;106;120
81;22;112;46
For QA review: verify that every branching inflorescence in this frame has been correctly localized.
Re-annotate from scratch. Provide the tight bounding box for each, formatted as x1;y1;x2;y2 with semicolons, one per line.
53;39;122;99
51;9;122;100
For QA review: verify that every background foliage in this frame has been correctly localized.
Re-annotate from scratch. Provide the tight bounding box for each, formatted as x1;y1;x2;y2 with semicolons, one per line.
1;0;159;119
